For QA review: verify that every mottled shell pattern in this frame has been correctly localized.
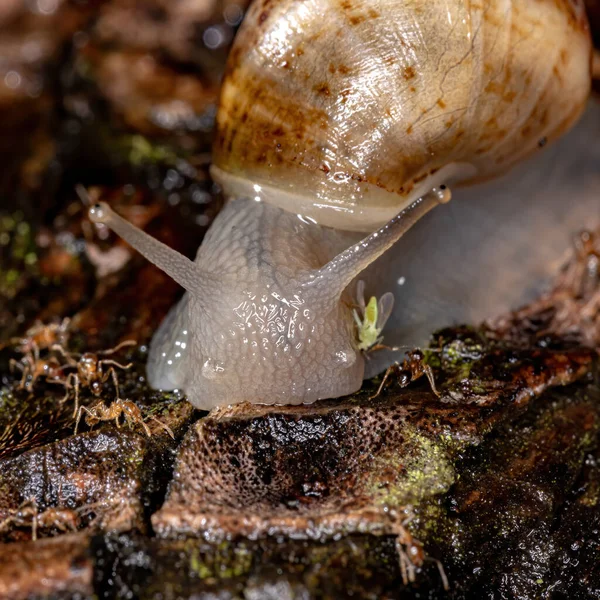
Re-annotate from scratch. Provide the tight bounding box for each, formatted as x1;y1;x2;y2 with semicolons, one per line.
212;0;591;231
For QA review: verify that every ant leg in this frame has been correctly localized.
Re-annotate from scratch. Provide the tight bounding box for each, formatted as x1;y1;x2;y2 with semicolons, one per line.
58;317;71;340
396;539;410;586
28;367;44;391
100;359;133;371
50;344;78;366
368;343;410;353
424;556;449;591
423;364;441;397
30;499;38;542
20;373;29;391
368;363;397;401
74;401;93;434
52;372;74;405
11;354;30;389
121;401;152;437
19;360;31;390
71;375;81;418
108;368;122;400
147;415;175;439
74;405;84;435
138;419;152;437
99;340;136;356
55;378;71;405
9;358;23;373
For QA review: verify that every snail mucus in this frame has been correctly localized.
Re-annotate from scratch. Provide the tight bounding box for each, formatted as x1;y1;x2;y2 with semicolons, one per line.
88;0;596;410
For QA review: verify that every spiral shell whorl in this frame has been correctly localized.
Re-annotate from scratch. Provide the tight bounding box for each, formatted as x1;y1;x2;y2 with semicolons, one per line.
213;0;591;230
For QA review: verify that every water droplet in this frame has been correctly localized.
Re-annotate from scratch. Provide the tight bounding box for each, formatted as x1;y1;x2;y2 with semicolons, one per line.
224;4;244;25
203;26;226;49
4;71;21;90
335;350;348;364
36;0;59;15
201;358;226;380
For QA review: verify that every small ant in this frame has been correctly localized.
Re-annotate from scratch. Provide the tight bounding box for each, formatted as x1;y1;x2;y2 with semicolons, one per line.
389;509;449;591
3;318;71;391
50;340;136;416
0;499;78;541
6;318;71;358
9;352;65;392
75;397;174;439
368;349;441;400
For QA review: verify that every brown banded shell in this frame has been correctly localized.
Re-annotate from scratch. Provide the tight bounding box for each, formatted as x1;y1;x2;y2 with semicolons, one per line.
212;0;591;231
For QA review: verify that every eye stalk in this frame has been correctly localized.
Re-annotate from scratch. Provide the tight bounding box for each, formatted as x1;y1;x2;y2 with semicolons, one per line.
436;185;450;203
85;194;203;295
89;202;110;224
306;186;452;304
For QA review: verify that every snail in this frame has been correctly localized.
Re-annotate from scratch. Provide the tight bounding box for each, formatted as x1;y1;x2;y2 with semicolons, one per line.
88;0;594;410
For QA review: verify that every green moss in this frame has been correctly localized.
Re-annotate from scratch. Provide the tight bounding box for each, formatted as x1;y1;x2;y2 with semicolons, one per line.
186;540;253;580
96;127;184;170
363;425;455;507
579;486;600;507
0;211;39;299
189;551;212;579
407;499;466;562
435;330;486;379
126;447;145;468
121;135;181;167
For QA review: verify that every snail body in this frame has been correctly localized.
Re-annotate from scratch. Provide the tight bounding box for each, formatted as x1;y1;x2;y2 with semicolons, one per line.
90;186;450;408
89;0;594;410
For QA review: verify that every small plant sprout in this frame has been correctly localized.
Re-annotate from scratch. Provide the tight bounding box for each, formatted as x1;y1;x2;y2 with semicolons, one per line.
353;280;395;352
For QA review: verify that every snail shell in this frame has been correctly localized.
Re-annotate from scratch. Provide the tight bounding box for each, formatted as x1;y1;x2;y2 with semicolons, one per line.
88;0;594;410
212;0;591;231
